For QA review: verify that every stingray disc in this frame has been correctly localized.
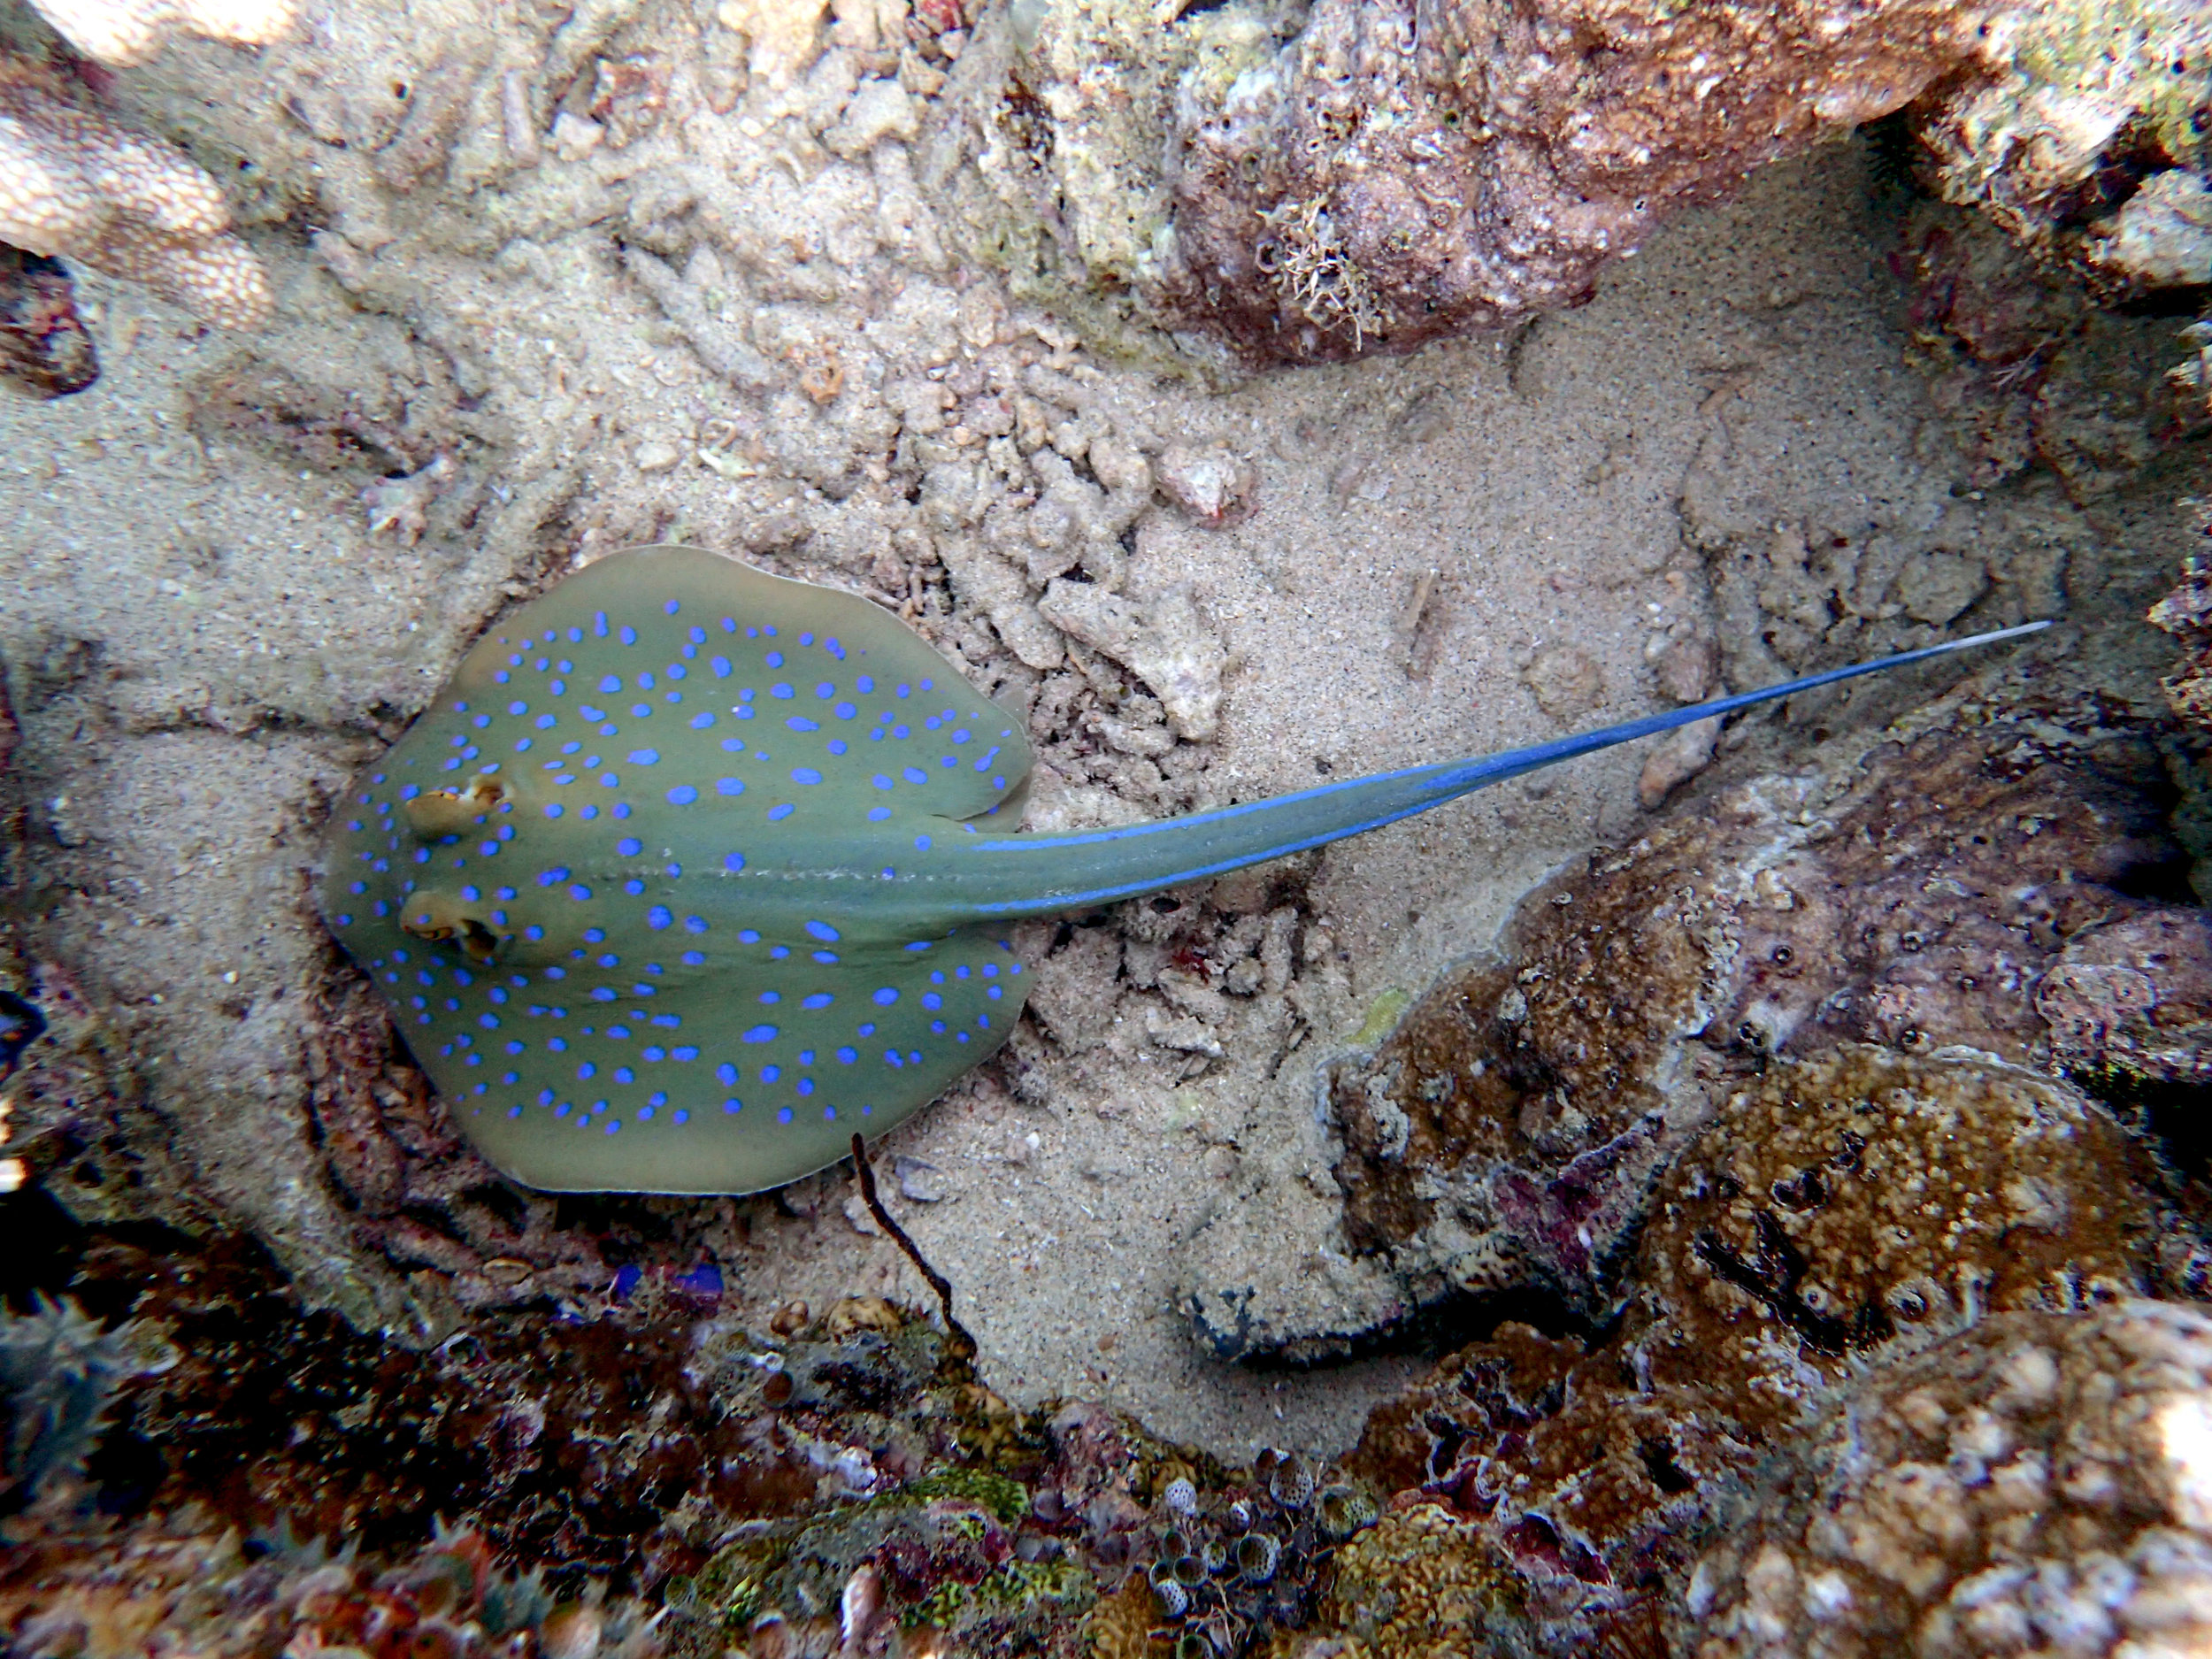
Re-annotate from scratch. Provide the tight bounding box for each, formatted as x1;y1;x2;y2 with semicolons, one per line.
320;546;1035;1194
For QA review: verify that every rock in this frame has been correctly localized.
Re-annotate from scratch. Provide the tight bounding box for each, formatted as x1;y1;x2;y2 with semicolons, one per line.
937;0;2003;368
1635;715;1718;810
1153;443;1257;527
1196;677;2208;1356
2087;170;2212;293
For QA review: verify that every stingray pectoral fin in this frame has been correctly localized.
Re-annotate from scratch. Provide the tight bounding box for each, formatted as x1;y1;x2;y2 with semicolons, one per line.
431;926;1028;1194
945;620;2054;918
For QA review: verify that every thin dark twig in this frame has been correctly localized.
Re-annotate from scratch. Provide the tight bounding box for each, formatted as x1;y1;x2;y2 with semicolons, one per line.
850;1133;977;1369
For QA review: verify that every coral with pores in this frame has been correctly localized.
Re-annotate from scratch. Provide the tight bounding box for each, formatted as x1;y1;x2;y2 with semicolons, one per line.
1673;1300;2212;1657
0;52;272;329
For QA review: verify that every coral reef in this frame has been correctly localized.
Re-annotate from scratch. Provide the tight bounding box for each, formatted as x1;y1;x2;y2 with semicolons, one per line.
33;1227;1381;1655
940;0;2005;367
1184;673;2209;1359
0;1511;660;1659
0;1295;138;1505
1918;0;2212;299
1672;1299;2212;1657
1334;1045;2177;1646
0;50;271;330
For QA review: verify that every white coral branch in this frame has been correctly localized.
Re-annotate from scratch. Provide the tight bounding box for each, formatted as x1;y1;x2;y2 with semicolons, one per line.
0;56;273;329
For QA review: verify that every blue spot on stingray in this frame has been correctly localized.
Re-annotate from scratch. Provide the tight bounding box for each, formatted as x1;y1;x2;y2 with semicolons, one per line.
620;626;638;644
792;768;822;786
803;993;833;1009
778;1107;794;1124
716;1063;738;1085
599;676;622;693
868;807;890;821
668;785;699;804
724;1099;743;1114
768;804;795;820
647;906;672;929
902;767;928;785
691;713;716;729
618;837;642;856
716;778;745;796
872;987;899;1006
711;656;733;677
915;834;933;850
544;803;564;818
629;749;658;764
744;1025;778;1043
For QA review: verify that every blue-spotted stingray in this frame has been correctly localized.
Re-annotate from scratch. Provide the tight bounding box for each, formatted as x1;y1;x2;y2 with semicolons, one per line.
320;544;2045;1194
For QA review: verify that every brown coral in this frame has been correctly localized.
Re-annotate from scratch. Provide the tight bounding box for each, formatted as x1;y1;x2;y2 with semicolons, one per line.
1673;1299;2212;1657
0;52;272;330
1313;692;2200;1334
1344;1047;2170;1644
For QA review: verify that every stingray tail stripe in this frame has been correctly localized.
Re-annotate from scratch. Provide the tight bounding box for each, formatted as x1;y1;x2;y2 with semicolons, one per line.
957;621;2051;917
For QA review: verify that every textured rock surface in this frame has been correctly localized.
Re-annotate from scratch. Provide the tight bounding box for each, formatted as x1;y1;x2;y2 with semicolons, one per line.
936;0;2003;368
1226;680;2211;1351
1673;1299;2212;1658
1335;1045;2177;1645
1920;0;2212;298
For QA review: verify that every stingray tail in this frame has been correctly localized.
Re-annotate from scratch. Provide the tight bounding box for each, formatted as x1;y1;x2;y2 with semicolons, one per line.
953;620;2051;917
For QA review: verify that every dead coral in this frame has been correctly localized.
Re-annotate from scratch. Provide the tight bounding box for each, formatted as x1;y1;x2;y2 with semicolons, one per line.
1673;1299;2212;1657
0;51;271;330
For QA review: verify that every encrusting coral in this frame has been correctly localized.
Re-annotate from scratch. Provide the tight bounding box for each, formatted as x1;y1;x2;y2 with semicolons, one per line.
1673;1299;2212;1657
944;0;2002;367
0;52;272;332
